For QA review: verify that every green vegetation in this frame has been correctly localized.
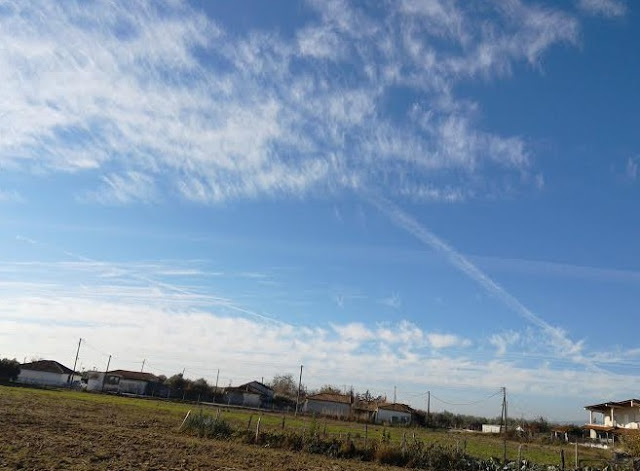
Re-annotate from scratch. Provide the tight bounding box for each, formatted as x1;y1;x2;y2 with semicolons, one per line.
0;357;20;381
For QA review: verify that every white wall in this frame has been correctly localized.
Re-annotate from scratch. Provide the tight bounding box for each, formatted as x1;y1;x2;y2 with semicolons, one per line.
304;400;351;418
376;408;411;424
606;407;640;428
17;369;77;387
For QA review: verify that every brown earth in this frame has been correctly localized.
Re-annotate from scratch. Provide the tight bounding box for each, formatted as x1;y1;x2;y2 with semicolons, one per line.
0;386;400;471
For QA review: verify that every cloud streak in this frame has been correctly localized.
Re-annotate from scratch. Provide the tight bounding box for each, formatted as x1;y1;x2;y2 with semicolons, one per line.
365;193;587;362
0;0;584;205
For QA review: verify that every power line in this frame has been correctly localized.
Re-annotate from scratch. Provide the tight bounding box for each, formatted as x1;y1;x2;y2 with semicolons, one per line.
430;389;502;406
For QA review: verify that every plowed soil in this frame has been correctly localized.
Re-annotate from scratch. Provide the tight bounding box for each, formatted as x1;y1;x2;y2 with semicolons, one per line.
0;386;395;471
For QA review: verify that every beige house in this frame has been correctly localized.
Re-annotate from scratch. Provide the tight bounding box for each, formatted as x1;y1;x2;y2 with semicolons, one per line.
304;393;353;418
584;398;640;441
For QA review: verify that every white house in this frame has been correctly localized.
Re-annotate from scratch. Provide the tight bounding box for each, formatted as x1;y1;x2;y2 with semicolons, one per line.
375;403;413;425
584;399;640;441
87;370;159;395
17;360;80;387
224;381;275;407
304;393;353;418
481;424;504;434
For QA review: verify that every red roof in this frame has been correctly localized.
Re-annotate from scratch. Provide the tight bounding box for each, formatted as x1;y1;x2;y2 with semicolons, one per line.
306;393;352;404
377;403;413;413
107;370;158;382
20;360;76;375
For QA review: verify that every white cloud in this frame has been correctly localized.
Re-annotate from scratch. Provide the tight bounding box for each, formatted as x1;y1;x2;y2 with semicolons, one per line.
0;0;585;205
490;331;521;355
427;333;472;349
0;188;24;203
577;0;627;17
626;156;638;181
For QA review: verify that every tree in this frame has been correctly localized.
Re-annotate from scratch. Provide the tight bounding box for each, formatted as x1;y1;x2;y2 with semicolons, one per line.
0;358;20;381
317;384;342;395
190;378;211;396
166;373;187;390
269;373;299;398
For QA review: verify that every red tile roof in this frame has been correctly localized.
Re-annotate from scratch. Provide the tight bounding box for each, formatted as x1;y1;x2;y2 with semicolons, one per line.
20;360;76;375
306;393;352;404
377;403;413;413
107;370;158;382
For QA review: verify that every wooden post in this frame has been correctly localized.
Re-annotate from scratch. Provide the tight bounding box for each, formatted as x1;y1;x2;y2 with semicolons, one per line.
179;410;191;430
503;439;507;464
255;417;261;443
574;441;578;469
281;415;285;429
402;432;407;455
517;444;522;467
247;414;253;431
215;408;220;420
364;423;368;448
561;448;565;471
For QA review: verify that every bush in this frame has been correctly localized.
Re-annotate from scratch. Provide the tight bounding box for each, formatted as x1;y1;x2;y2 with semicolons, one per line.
0;358;20;381
622;430;640;458
180;412;233;439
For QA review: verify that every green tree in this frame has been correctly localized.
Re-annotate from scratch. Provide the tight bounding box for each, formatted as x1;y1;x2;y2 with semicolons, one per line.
0;358;20;381
189;378;211;396
269;373;300;398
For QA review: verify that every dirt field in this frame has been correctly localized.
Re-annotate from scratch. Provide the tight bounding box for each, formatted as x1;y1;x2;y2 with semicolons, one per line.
0;386;610;470
0;386;402;471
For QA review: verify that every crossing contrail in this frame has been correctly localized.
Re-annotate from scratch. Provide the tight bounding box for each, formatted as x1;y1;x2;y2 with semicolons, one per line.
364;194;590;364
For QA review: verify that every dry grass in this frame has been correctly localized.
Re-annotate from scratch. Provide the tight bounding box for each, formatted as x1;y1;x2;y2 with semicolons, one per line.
0;385;612;470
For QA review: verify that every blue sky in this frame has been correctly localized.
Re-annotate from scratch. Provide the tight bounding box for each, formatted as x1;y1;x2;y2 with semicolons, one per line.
1;0;639;422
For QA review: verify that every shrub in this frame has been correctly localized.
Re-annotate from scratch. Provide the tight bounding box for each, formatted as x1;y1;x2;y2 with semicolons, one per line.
180;412;233;439
0;358;20;381
622;430;640;458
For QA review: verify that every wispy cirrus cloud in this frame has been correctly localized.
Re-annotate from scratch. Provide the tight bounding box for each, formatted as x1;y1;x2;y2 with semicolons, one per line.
577;0;627;18
0;0;584;205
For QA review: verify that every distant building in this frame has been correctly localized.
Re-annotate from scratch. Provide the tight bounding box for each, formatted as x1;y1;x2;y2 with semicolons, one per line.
304;393;353;418
87;370;163;396
482;424;504;434
17;360;80;387
223;381;274;408
375;403;413;425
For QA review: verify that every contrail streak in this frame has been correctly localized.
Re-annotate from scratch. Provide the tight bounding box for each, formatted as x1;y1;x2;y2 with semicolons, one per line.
16;234;290;327
364;194;589;363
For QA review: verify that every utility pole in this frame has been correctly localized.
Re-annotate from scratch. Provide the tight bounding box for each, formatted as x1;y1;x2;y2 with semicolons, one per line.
101;354;111;392
140;359;146;373
295;364;303;416
427;391;431;425
393;386;397;403
69;338;82;384
215;368;220;391
501;386;508;463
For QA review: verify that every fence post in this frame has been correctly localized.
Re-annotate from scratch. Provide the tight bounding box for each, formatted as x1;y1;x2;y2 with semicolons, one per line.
365;423;368;448
247;414;253;431
179;410;191;430
402;432;407;456
561;448;565;471
574;441;578;469
215;408;220;420
281;415;285;429
255;417;261;443
518;444;522;467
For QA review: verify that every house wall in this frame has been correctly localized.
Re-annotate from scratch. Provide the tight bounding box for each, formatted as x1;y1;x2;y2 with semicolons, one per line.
482;424;503;434
604;407;640;428
17;369;77;387
304;399;351;418
376;408;411;425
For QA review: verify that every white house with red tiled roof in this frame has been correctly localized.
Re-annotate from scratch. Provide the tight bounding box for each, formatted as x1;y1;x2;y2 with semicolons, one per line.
87;369;160;395
303;393;353;418
375;402;413;425
17;360;80;387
